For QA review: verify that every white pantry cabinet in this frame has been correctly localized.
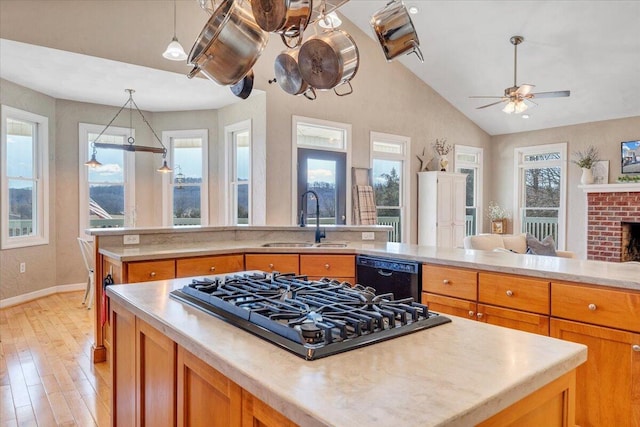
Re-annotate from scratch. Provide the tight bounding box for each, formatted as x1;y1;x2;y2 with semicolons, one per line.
418;171;467;248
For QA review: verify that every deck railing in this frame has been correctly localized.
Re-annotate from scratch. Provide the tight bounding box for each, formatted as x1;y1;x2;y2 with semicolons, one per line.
522;217;559;246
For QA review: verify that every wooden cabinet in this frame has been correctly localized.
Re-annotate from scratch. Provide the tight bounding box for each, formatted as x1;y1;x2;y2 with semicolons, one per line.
418;171;467;248
551;281;640;426
479;272;549;315
551;318;640;427
299;254;355;282
244;254;299;274
478;304;550;335
176;254;244;278
242;391;298;427
422;292;477;320
177;345;242;427
137;318;176;427
128;260;176;283
111;300;137;427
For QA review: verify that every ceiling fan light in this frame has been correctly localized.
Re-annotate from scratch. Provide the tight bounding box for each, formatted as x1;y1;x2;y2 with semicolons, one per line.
502;101;516;114
163;37;187;61
514;100;528;114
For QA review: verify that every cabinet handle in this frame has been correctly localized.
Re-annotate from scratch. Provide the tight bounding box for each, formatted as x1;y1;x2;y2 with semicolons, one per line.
443;279;450;285
210;266;216;272
588;303;597;311
324;263;330;270
633;345;640;352
506;290;513;297
268;263;274;269
150;272;156;277
468;311;475;317
476;313;483;319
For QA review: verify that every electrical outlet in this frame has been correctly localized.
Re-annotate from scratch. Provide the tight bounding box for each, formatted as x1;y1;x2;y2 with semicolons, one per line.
20;262;26;273
361;232;375;241
124;234;140;245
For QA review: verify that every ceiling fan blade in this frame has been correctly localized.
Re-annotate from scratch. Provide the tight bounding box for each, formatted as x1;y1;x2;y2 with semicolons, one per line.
476;100;506;109
530;90;571;99
469;95;505;99
516;84;535;96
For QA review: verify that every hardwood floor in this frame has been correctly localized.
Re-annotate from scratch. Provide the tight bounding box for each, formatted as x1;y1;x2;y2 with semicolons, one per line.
0;291;110;427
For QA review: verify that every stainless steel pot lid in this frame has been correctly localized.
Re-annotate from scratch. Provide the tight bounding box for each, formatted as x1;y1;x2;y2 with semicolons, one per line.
298;38;341;89
251;0;287;32
274;51;306;95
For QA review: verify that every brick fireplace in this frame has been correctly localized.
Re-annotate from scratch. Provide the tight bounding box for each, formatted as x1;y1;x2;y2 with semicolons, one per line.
586;188;640;261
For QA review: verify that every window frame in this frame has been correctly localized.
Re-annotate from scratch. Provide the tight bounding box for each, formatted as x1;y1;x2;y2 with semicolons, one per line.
370;131;410;243
291;115;352;225
513;142;567;249
162;129;209;227
223;120;251;226
1;105;49;249
78;123;135;239
454;144;484;235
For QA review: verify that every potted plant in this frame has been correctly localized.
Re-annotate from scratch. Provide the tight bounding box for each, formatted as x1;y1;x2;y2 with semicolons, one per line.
571;145;600;185
487;201;511;234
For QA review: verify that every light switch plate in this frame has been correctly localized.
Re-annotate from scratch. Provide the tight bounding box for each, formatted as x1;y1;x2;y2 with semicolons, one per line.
124;234;140;245
361;232;375;241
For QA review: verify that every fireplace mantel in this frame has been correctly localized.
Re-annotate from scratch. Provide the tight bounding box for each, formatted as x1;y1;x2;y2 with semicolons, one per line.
580;183;640;193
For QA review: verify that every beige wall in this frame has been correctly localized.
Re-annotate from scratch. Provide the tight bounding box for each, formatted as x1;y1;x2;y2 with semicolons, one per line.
0;80;57;299
490;116;640;258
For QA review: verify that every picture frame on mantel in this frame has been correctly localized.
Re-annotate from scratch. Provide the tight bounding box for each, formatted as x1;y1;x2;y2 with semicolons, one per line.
592;160;609;184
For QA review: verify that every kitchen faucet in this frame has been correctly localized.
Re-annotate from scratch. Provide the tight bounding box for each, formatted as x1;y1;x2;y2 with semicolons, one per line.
299;190;326;243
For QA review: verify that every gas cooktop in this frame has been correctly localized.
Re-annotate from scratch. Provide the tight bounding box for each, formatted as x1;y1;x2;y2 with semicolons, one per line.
169;272;451;360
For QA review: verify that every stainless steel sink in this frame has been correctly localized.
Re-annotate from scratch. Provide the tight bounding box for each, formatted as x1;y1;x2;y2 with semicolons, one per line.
314;243;348;248
261;242;314;248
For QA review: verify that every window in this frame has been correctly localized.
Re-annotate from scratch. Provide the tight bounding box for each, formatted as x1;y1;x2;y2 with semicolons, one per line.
1;106;49;249
224;121;251;225
514;143;567;249
454;145;483;236
292;116;351;225
162;130;208;226
79;123;135;238
370;132;410;243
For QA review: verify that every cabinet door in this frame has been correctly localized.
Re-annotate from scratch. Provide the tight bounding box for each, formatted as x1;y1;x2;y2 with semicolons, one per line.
422;292;477;320
299;254;355;281
176;254;244;278
128;260;176;283
242;390;298;427
478;304;550;336
136;318;176;427
111;301;136;427
551;318;640;427
244;254;299;274
177;345;242;427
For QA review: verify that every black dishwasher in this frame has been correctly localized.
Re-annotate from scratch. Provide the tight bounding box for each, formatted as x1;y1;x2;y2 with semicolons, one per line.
355;255;421;301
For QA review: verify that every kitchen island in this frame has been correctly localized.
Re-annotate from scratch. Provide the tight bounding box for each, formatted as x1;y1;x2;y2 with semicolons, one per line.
107;276;587;427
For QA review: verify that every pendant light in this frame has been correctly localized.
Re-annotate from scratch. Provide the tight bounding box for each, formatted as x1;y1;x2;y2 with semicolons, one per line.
163;0;187;61
85;89;172;174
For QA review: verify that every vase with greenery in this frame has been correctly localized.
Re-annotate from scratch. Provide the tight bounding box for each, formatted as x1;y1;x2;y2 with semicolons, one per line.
572;145;600;185
433;138;451;171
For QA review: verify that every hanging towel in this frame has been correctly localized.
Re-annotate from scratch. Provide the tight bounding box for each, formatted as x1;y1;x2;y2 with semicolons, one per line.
354;185;377;225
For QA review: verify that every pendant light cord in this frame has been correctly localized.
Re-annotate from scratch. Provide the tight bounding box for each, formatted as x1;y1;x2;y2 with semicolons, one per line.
173;0;177;38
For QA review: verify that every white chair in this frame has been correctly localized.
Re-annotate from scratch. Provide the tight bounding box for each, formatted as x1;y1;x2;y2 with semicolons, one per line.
77;237;95;309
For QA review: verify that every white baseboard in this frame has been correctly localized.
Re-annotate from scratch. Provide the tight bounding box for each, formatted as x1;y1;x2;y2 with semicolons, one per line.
0;283;86;309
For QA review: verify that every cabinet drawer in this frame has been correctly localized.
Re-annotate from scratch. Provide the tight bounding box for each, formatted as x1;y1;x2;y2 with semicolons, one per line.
478;304;550;336
422;292;477;320
176;254;244;278
479;272;550;315
551;282;640;332
245;254;299;274
127;260;175;283
422;265;477;300
300;254;355;278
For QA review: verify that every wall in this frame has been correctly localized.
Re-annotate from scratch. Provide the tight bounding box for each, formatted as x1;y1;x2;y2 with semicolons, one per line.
490;116;640;258
0;79;57;299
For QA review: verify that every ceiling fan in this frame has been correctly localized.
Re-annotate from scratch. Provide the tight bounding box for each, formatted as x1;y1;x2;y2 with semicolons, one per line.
470;36;570;114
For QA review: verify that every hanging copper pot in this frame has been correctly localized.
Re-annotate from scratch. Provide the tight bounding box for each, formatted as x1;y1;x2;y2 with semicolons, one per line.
251;0;313;48
298;29;359;96
370;0;423;63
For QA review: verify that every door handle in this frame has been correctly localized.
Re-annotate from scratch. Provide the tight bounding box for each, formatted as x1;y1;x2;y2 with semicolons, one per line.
377;270;393;277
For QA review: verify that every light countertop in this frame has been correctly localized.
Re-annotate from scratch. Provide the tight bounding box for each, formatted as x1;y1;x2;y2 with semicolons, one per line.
107;277;587;427
99;240;640;291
